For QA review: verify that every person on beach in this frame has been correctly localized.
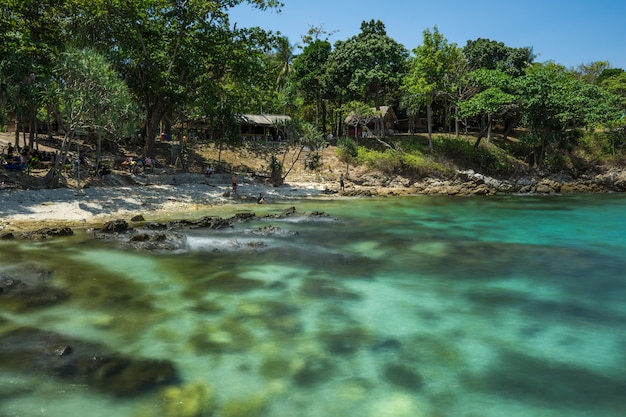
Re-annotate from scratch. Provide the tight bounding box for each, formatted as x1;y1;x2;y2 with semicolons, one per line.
257;193;266;204
144;156;153;172
339;173;345;192
232;173;238;194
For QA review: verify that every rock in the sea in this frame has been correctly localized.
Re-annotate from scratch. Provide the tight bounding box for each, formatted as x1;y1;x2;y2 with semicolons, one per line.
0;327;178;396
100;219;132;233
0;276;69;312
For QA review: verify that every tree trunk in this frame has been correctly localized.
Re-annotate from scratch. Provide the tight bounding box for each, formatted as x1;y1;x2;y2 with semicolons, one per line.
44;132;73;189
144;98;167;158
321;100;327;136
426;102;433;151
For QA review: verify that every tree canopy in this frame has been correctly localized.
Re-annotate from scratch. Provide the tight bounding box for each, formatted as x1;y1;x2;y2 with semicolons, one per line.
1;5;624;180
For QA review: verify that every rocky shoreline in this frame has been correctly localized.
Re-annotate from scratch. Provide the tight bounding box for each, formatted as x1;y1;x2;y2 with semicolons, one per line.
1;168;625;237
345;168;626;197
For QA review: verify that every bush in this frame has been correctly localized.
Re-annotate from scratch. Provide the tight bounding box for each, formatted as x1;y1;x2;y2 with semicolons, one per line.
357;147;399;174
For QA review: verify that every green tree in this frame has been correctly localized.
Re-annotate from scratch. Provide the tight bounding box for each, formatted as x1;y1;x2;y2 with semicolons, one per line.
597;68;626;110
403;26;462;150
68;0;281;158
269;36;296;90
575;61;610;85
292;39;332;129
458;69;517;146
327;20;408;107
337;136;358;175
0;0;68;148
45;48;137;188
517;63;623;168
463;38;534;76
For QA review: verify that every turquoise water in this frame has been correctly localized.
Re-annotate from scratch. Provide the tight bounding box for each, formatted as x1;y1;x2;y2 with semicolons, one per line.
1;194;625;417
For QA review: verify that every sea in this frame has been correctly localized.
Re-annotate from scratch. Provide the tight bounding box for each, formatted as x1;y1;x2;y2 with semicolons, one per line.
1;193;625;417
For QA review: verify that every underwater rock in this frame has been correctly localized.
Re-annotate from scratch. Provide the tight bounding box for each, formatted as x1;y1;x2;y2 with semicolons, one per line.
189;317;255;354
220;393;268;417
130;214;145;222
0;327;178;396
319;326;372;354
292;355;335;387
383;363;424;391
204;273;266;293
159;381;215;417
371;338;402;352
0;276;69;312
259;356;292;379
300;278;361;300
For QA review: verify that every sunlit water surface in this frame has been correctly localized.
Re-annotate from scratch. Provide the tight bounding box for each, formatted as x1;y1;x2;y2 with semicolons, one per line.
1;194;625;417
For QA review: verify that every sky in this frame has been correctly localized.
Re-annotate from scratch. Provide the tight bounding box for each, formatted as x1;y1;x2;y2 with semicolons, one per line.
228;0;626;70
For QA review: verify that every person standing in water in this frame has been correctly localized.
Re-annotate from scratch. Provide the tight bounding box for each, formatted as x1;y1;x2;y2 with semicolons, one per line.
232;173;238;194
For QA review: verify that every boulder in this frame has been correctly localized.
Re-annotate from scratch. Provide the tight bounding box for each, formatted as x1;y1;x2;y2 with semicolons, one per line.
100;219;131;233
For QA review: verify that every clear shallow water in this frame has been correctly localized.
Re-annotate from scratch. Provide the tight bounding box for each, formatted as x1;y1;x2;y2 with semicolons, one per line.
1;194;626;417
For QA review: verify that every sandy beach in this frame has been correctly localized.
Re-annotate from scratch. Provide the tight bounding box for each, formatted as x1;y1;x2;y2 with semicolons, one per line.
0;172;331;232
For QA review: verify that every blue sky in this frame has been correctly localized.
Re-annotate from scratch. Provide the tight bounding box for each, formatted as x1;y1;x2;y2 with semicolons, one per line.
229;0;626;70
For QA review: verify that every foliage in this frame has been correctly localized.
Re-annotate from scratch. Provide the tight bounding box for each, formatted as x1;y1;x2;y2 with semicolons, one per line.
337;136;358;173
326;20;408;106
402;26;462;149
458;69;518;144
292;39;331;128
265;119;324;185
516;62;624;167
66;0;281;157
55;48;137;137
463;38;534;76
597;68;626;109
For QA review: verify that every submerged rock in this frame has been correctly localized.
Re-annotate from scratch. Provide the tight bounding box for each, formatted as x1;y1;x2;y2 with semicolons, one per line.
159;381;215;417
0;327;178;396
0;275;69;312
383;363;424;391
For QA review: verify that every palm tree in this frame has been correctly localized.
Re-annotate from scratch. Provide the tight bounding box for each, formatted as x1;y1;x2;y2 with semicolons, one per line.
271;36;296;91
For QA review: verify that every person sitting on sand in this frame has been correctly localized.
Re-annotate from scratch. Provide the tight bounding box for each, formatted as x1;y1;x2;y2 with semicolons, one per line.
257;193;266;204
144;156;153;172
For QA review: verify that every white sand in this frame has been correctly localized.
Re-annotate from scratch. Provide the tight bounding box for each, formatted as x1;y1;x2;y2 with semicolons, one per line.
0;173;331;229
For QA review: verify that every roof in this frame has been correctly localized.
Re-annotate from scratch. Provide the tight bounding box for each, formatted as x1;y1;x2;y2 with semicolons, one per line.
236;114;292;126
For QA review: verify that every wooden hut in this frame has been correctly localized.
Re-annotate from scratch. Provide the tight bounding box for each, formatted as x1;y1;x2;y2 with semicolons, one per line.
236;114;292;142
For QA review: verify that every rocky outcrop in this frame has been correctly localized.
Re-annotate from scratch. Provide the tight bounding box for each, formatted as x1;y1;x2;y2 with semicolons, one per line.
0;327;178;396
372;170;624;197
1;227;74;240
